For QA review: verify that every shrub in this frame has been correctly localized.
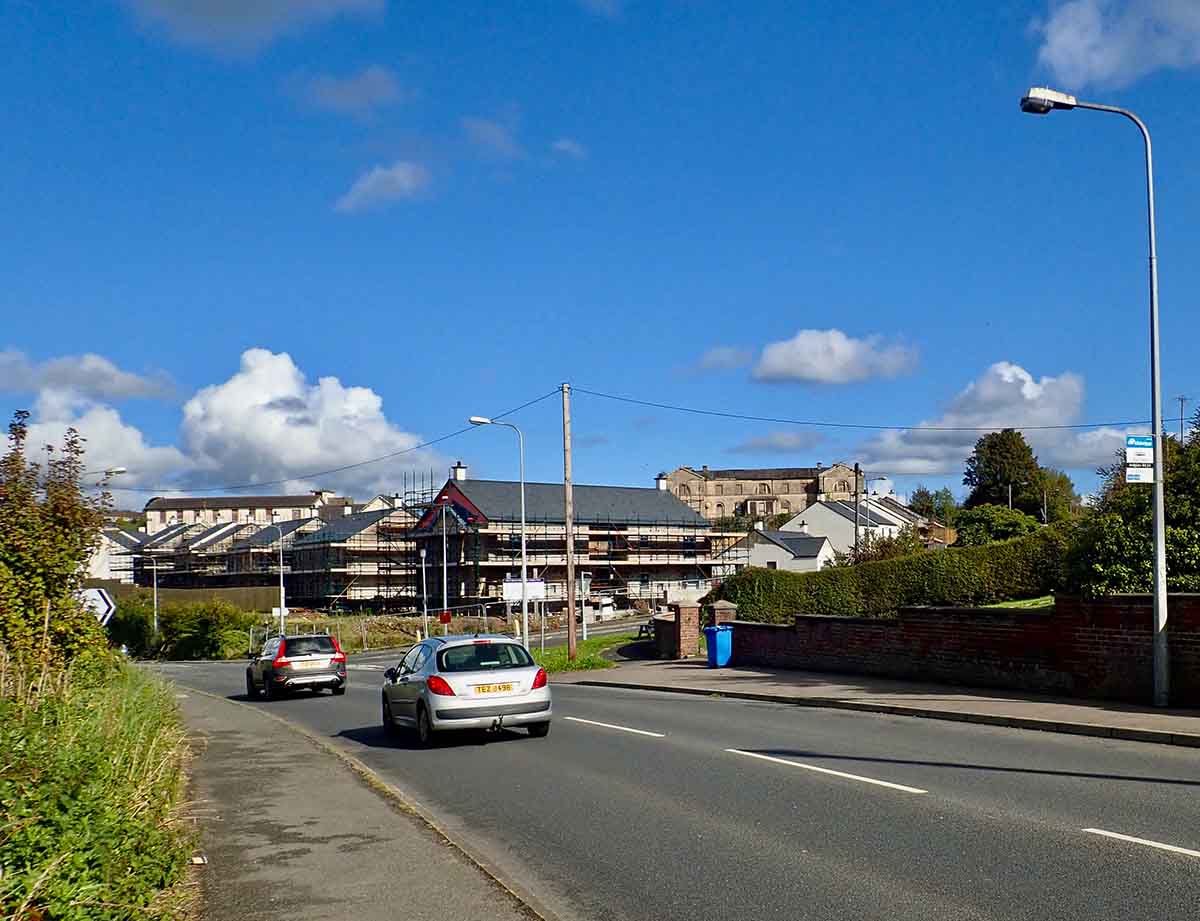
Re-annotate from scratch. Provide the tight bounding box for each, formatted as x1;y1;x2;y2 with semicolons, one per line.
953;504;1042;547
108;593;261;660
0;656;192;920
713;525;1072;622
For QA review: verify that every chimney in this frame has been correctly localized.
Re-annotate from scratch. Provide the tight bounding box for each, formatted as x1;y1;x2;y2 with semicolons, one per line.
655;472;669;491
701;465;709;476
450;461;468;482
795;521;809;535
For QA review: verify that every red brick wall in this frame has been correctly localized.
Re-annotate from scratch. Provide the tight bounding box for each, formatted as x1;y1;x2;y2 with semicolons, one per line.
729;595;1200;706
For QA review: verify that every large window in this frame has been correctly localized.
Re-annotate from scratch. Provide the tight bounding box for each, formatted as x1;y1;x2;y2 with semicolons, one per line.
715;502;725;518
678;485;691;499
757;483;771;495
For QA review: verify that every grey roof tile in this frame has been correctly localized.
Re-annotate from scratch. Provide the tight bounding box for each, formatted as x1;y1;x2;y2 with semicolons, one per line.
452;480;708;527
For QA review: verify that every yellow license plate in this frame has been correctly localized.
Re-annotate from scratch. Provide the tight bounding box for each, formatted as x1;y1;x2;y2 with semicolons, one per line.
474;683;513;694
294;659;326;670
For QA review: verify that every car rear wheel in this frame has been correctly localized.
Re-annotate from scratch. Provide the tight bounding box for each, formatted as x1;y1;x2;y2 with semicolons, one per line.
382;697;397;735
263;676;276;700
416;703;433;747
331;685;345;696
527;721;550;738
245;671;258;700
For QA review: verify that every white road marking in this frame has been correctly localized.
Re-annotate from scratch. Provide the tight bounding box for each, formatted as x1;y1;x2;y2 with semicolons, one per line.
1083;828;1200;859
562;716;665;738
725;749;928;794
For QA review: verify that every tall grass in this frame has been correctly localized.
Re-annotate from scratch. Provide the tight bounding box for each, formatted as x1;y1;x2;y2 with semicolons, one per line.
0;650;193;920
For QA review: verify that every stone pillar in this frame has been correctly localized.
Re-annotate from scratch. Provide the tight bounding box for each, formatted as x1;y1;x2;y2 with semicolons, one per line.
705;599;738;628
670;602;701;658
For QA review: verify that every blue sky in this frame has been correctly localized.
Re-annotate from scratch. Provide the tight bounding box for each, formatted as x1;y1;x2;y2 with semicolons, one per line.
3;1;1199;503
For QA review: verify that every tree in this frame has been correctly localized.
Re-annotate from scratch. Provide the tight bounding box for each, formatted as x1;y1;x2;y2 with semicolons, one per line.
0;411;110;666
831;525;927;567
931;487;958;526
766;512;793;530
953;504;1041;547
1033;467;1081;523
909;485;936;519
963;429;1042;513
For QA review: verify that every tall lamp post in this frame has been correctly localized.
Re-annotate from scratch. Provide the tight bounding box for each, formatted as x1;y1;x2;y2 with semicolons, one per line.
266;513;287;636
468;416;528;647
1020;86;1170;706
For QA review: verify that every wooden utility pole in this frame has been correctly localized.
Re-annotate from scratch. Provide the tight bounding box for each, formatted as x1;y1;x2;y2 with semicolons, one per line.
853;462;861;559
562;383;578;661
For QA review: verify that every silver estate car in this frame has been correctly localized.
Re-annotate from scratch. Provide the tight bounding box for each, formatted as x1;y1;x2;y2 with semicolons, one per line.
246;634;348;699
381;635;551;744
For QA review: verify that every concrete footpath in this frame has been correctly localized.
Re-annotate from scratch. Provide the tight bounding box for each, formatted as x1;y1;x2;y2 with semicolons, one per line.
562;658;1200;748
180;693;533;921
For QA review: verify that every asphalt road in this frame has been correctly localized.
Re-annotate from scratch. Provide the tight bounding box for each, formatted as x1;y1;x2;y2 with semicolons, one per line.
159;660;1200;921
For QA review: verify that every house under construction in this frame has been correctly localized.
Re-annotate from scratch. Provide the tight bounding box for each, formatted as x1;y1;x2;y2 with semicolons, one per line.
411;466;746;612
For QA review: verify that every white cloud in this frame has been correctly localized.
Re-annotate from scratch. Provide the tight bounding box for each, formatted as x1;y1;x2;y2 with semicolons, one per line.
753;329;918;384
0;349;172;400
551;137;588;160
462;117;525;159
859;361;1141;476
334;160;429;212
125;0;384;51
727;431;824;455
18;348;441;498
26;391;191;488
697;346;752;372
1034;0;1200;88
179;348;438;495
303;66;406;117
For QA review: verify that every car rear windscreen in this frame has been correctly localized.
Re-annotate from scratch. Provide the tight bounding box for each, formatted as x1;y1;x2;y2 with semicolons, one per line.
284;636;335;656
438;643;534;673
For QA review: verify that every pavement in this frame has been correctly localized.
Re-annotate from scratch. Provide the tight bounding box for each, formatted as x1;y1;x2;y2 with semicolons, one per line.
159;658;1200;921
561;655;1200;748
179;690;534;921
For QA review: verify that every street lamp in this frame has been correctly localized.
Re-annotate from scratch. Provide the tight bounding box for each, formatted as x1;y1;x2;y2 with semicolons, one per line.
266;513;287;637
1021;85;1170;707
469;415;528;646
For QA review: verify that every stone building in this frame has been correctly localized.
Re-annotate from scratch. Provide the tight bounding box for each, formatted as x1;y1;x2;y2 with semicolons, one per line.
657;464;864;521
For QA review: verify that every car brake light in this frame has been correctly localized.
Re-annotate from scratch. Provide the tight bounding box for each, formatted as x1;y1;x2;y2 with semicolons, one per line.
531;668;547;689
273;638;290;668
426;675;455;696
473;639;492;645
331;652;346;664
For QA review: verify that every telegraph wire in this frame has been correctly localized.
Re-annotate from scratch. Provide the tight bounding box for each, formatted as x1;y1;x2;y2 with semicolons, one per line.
571;386;1151;433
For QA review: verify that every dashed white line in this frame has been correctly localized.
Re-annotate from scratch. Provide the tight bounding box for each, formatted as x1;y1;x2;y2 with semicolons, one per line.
1083;828;1200;859
562;716;666;738
725;749;928;794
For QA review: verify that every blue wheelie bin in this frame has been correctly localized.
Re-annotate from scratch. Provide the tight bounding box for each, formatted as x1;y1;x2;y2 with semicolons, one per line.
703;624;733;668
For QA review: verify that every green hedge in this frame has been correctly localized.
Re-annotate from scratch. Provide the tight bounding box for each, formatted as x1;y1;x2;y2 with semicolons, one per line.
714;526;1072;623
0;659;192;920
108;593;260;660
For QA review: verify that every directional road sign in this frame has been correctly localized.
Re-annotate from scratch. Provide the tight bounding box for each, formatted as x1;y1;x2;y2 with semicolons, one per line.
80;588;116;626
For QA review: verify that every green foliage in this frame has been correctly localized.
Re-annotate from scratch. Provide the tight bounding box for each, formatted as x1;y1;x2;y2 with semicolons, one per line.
954;504;1042;547
714;526;1072;622
1035;467;1081;523
963;429;1043;513
0;657;192;920
0;412;109;667
712;515;753;532
109;592;260;660
906;485;958;525
831;525;927;566
766;512;793;530
1067;434;1200;596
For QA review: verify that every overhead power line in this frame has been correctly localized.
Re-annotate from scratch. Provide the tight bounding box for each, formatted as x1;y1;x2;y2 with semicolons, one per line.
572;387;1151;433
109;389;560;495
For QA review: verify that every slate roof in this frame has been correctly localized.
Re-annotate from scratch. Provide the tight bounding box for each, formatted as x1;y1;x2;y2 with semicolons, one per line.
293;509;393;547
232;517;318;550
452;480;708;527
104;527;147;548
757;530;830;558
144;494;328;512
140;522;194;549
185;522;256;551
874;495;925;524
693;466;822;480
818;500;894;527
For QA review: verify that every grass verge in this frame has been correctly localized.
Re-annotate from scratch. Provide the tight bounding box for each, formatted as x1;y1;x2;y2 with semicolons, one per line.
0;656;193;920
532;632;639;673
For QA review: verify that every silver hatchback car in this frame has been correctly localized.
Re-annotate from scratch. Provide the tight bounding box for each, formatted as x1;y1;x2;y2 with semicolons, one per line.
381;635;551;745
